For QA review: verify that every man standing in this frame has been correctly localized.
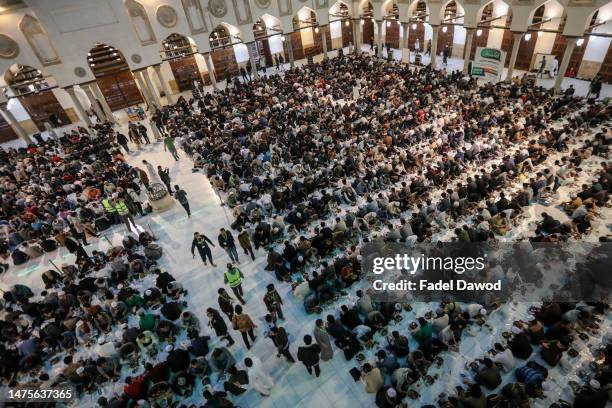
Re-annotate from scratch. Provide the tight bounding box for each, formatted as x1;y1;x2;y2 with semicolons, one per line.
237;226;255;260
297;335;321;377
137;122;150;144
269;325;295;363
113;194;135;231
157;166;173;195
116;132;130;153
101;195;118;224
263;284;284;320
163;135;179;161
191;232;216;266
218;228;239;262
231;305;257;349
538;56;547;78
174;185;191;217
224;263;245;304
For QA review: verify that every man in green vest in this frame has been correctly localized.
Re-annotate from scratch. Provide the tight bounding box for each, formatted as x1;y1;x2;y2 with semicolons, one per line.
163;135;179;161
113;194;135;231
224;263;245;305
101;196;118;224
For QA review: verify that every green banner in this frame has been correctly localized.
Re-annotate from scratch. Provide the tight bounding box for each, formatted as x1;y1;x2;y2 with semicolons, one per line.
480;48;501;61
471;67;485;77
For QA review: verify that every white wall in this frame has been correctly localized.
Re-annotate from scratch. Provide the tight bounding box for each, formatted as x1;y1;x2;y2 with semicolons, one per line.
532;1;564;59
487;0;510;50
7;98;31;122
268;34;284;54
330;20;342;39
234;43;249;63
583;4;612;63
52;88;73;111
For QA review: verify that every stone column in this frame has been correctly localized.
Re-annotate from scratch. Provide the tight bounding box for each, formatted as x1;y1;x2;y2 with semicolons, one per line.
64;86;92;126
430;25;440;68
377;20;384;57
90;82;115;122
142;69;161;108
401;22;410;63
353;20;361;54
505;32;524;81
0;103;32;144
247;44;260;80
134;71;155;110
82;84;105;122
203;53;218;91
554;37;578;93
321;27;328;58
463;28;475;75
285;35;295;68
152;64;175;105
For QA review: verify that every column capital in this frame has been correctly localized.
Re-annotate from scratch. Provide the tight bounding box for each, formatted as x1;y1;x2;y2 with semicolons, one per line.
465;27;477;32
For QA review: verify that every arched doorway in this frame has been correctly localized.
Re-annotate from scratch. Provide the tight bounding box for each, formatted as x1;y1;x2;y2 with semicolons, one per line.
209;24;244;82
472;2;496;60
4;64;70;131
408;0;427;52
518;1;565;71
360;1;375;47
329;2;353;50
292;7;321;61
161;33;203;92
439;1;459;58
88;43;143;110
252;15;283;68
383;0;400;49
582;4;612;82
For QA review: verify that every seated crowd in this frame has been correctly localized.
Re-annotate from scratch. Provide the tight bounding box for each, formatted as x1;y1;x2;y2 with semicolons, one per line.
0;52;610;408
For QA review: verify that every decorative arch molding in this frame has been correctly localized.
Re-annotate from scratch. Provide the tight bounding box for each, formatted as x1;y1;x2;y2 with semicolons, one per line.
233;0;253;24
124;0;157;46
277;0;293;16
18;14;61;66
182;0;209;34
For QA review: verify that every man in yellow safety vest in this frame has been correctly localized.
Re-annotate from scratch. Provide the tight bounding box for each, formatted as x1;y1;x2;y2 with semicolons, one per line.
101;196;118;224
223;263;245;305
113;194;135;231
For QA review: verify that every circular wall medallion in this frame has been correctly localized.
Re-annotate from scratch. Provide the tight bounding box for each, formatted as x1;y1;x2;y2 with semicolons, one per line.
208;0;227;18
156;5;178;28
74;67;87;77
255;0;271;8
0;34;19;59
131;53;142;64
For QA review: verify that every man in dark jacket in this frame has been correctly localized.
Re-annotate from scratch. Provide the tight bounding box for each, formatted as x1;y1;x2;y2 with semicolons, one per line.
191;232;216;266
167;345;190;373
508;327;533;360
263;284;284;320
218;228;239;262
157;166;173;195
297;335;321;377
475;358;502;390
268;326;295;363
174;185;191;217
116;132;130;153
